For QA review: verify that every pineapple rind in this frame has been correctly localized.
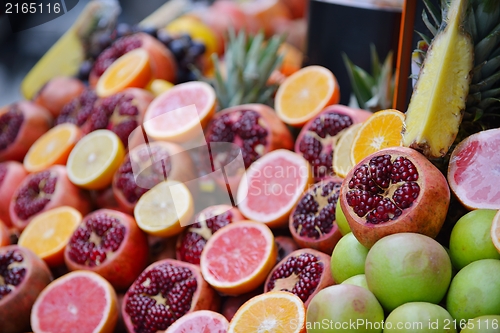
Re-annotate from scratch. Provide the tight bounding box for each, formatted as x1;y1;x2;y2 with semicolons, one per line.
403;0;474;158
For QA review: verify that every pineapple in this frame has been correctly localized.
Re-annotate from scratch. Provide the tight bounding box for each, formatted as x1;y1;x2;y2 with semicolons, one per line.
404;0;500;158
205;30;285;109
343;45;395;112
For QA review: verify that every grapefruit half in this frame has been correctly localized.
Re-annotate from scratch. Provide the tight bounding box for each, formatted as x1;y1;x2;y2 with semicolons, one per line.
237;149;313;228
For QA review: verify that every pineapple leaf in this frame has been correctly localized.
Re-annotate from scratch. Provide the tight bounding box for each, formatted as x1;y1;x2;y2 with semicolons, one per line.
370;44;381;79
474;0;500;39
342;53;374;109
482;87;500;99
474;22;500;64
423;0;442;30
423;10;439;37
377;51;394;109
481;54;500;77
478;97;500;109
415;31;433;45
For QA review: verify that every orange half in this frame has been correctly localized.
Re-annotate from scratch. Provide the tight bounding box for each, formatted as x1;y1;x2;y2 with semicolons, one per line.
275;65;339;127
351;109;405;165
18;206;82;267
96;48;153;98
24;123;82;173
228;291;306;333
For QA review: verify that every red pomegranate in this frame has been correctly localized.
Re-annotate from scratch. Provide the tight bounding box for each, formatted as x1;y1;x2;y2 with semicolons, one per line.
205;103;293;189
176;204;245;265
64;209;149;291
112;141;195;214
339;147;451;248
83;88;153;147
0;101;53;162
289;177;344;254
122;259;220;333
33;76;86;117
0;161;27;227
9;165;91;231
0;219;11;247
0;245;53;333
89;32;177;87
295;105;372;180
55;88;99;129
275;235;299;263
264;248;334;307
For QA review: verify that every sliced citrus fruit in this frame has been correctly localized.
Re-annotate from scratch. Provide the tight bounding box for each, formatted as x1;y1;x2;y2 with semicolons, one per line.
200;220;277;295
165;310;229;333
31;270;118;333
143;81;216;142
96;48;153;98
275;65;340;127
351;109;405;165
18;206;82;267
333;123;363;178
134;180;194;237
147;79;174;97
491;211;500;253
23;123;82;173
228;291;306;333
237;149;313;228
67;129;125;190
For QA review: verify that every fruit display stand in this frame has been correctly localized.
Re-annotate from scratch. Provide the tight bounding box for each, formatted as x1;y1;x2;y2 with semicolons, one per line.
1;0;500;332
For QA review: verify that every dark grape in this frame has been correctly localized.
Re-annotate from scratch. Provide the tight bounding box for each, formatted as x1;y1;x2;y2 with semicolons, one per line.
77;60;94;81
156;30;173;45
116;23;133;38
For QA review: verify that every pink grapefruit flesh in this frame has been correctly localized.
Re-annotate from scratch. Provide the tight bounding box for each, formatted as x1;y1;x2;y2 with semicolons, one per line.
237;149;312;228
31;271;118;333
448;128;500;209
165;310;229;333
200;221;276;295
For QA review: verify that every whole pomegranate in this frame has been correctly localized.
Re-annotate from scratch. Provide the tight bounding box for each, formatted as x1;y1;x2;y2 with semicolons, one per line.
176;205;244;265
0;101;52;162
89;32;177;86
264;248;334;307
339;146;450;248
112;141;195;214
289;177;343;254
294;105;371;180
9;165;91;231
33;76;86;117
365;233;452;312
0;161;27;227
122;259;220;333
64;209;149;291
0;245;53;333
205;103;293;189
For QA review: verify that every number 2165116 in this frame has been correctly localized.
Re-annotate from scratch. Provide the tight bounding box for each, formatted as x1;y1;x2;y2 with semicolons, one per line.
5;2;61;14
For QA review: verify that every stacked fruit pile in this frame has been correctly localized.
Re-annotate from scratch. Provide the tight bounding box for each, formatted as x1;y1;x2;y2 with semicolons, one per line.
2;0;500;332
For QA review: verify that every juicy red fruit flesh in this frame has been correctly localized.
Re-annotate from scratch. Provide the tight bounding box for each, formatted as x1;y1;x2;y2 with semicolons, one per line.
56;89;98;127
346;154;420;224
0;164;7;185
0;105;24;151
14;171;57;221
67;213;126;267
93;36;142;77
177;210;234;265
89;92;141;146
115;146;172;204
0;249;26;300
299;112;353;178
292;180;340;239
207;110;268;168
125;262;197;333
266;252;323;303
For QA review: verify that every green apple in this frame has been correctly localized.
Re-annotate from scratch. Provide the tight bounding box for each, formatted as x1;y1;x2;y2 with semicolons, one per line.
331;233;368;283
384;302;456;333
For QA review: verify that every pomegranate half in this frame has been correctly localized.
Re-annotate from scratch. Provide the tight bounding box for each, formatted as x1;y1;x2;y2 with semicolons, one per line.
339;147;450;248
0;161;27;228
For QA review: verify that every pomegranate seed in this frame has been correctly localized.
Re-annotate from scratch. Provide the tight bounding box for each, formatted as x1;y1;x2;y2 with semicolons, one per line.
56;89;98;127
0;105;23;151
178;210;233;264
13;171;57;221
206;110;268;168
67;213;126;266
0;250;26;300
93;36;142;77
125;263;197;333
346;154;421;224
267;253;323;303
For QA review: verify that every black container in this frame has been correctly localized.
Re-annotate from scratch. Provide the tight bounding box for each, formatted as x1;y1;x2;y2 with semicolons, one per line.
305;0;403;105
